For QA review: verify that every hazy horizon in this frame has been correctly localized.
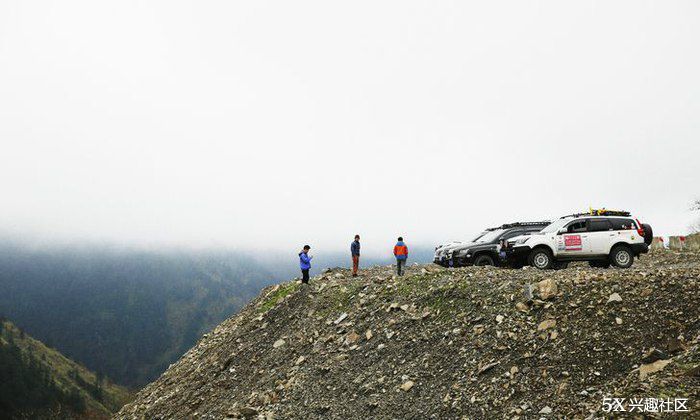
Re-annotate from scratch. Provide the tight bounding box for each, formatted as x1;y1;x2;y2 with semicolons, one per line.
0;230;437;265
2;1;699;254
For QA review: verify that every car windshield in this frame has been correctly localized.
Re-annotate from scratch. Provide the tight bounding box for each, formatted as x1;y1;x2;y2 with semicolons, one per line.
540;219;570;233
471;232;486;242
476;229;505;243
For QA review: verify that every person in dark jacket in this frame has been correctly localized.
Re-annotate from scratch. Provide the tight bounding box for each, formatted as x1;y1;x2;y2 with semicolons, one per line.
393;237;408;276
351;235;361;277
299;245;312;284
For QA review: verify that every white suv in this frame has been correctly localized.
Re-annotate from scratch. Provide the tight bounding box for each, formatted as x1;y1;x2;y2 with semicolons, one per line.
505;212;652;269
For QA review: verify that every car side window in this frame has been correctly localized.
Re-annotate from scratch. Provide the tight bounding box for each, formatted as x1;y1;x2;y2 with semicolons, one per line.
566;220;587;233
589;219;613;232
610;218;635;230
501;230;523;240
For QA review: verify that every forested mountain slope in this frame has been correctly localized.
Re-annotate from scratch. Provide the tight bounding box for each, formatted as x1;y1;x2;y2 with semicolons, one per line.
0;319;131;419
0;243;277;387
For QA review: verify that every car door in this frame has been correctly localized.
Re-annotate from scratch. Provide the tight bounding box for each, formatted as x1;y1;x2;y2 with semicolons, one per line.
555;219;591;256
609;217;638;247
587;218;614;255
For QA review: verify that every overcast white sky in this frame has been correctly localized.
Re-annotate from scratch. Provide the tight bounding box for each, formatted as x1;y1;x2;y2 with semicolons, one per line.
1;1;698;256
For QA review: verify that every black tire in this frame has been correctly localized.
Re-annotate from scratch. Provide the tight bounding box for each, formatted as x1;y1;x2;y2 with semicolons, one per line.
642;223;653;245
589;261;610;268
474;255;495;266
610;245;634;268
528;247;554;270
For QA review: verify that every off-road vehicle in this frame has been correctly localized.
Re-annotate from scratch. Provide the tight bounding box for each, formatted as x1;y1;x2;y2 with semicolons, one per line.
505;210;653;269
434;222;550;267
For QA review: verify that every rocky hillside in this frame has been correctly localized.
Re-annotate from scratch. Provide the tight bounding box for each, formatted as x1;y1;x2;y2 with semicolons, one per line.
0;320;131;419
117;252;700;419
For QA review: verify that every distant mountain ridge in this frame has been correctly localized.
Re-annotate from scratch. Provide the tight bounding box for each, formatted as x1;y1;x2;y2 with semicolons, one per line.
0;319;131;419
0;242;278;387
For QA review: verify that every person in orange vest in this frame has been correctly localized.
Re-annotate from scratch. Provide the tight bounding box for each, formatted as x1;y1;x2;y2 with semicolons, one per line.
393;237;408;276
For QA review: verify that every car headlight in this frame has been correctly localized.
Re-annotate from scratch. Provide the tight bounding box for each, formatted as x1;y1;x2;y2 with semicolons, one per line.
456;249;472;257
515;237;530;245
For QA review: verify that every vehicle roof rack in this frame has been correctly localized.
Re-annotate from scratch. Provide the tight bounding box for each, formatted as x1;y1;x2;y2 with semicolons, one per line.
589;208;631;216
485;221;551;231
560;208;631;219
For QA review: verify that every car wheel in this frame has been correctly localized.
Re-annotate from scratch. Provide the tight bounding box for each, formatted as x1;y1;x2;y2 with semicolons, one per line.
474;255;495;266
528;248;553;270
610;245;633;268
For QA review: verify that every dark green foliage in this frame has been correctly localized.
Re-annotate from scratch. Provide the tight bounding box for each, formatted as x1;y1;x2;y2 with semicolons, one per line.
0;244;277;387
66;388;87;413
0;339;86;417
70;368;104;402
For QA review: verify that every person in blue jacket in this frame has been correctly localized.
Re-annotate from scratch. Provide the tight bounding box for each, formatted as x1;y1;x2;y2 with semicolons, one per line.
351;235;361;277
299;245;312;284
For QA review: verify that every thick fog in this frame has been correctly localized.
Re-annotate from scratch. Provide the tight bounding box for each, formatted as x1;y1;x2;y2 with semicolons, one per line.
1;1;699;256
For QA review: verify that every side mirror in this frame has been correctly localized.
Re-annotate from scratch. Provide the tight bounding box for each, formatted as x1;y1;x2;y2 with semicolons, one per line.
557;228;567;235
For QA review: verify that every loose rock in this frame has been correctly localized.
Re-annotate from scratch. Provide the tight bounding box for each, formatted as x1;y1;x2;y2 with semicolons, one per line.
607;292;623;303
537;278;558;300
537;319;557;331
639;359;672;380
333;313;348;325
400;380;414;391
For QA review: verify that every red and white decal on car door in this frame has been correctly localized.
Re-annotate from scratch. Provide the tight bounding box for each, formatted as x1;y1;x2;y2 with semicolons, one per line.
557;234;583;251
565;235;582;251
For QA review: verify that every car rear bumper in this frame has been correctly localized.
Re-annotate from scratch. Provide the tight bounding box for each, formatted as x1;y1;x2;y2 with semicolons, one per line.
631;243;649;255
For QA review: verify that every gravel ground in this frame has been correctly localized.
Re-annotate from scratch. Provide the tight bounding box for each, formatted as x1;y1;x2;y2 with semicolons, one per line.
117;251;700;419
